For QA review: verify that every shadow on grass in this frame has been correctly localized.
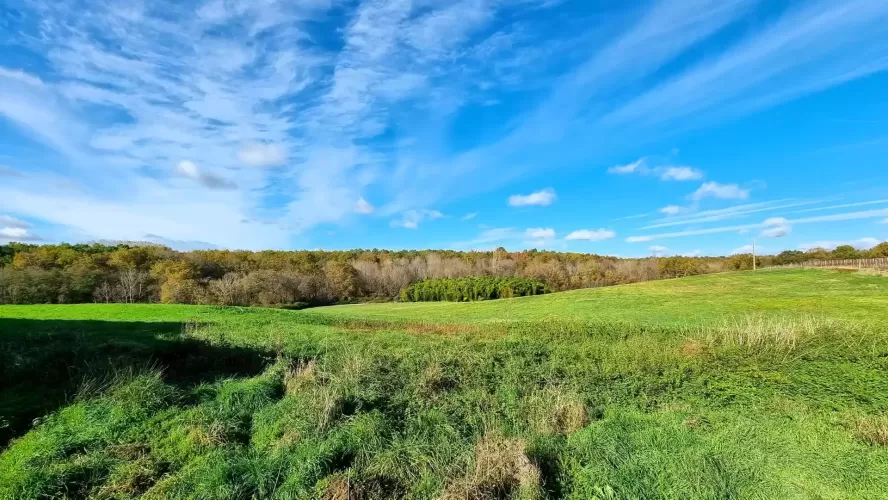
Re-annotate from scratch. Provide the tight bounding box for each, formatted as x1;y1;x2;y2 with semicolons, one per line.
0;318;274;448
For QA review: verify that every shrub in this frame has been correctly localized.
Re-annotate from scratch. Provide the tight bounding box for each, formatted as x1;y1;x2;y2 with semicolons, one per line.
658;257;705;278
400;277;549;302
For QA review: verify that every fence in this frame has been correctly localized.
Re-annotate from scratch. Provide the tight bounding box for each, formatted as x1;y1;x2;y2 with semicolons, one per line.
776;258;888;269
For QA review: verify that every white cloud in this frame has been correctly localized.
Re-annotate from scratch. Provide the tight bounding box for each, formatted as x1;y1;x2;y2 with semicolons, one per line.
608;160;702;182
0;215;29;229
566;229;616;241
660;205;682;215
627;235;654;243
143;234;219;251
649;245;669;256
691;182;749;201
608;158;644;174
0;0;886;248
355;197;374;214
175;161;237;190
462;212;478;221
880;218;888;224
682;249;702;257
508;188;556;207
660;166;703;181
391;209;443;229
237;143;287;167
526;227;556;239
732;244;762;254
760;217;791;238
761;225;790;238
799;238;881;251
0;227;28;239
0;226;41;242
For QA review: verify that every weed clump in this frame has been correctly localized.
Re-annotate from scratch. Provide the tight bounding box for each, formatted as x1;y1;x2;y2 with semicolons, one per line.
442;434;541;500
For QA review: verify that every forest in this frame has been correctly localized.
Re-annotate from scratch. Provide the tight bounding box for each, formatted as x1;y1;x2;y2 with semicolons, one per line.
0;241;885;306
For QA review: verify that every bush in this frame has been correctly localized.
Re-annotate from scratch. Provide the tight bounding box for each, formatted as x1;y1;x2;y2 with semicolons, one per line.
658;257;705;278
400;277;549;302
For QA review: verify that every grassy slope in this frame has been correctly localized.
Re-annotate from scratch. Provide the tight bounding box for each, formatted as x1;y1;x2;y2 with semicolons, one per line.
0;269;887;499
313;269;888;325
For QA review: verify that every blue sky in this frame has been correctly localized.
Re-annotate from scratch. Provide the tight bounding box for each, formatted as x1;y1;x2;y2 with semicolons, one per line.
1;0;887;256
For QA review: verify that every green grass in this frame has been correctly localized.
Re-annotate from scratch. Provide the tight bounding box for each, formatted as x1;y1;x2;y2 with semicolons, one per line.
313;268;888;325
1;268;887;499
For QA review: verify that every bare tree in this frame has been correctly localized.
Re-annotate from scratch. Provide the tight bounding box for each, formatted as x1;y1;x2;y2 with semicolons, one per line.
209;272;245;305
93;281;115;303
117;268;148;303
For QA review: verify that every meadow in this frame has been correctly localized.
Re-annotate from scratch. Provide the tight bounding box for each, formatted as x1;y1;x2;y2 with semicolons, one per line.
1;268;887;499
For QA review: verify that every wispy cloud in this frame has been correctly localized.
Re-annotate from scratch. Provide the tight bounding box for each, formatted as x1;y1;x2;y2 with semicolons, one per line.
461;212;478;221
642;199;817;229
660;166;703;181
565;229;616;241
0;0;886;249
355;197;375;214
691;182;749;201
237;143;287;167
627;207;888;243
649;245;669;256
508;188;556;207
0;165;22;177
391;209;443;229
660;205;682;215
608;158;644;174
799;238;881;251
175;161;237;190
786;199;888;215
526;227;556;239
608;158;702;181
732;244;762;254
604;0;888;129
451;226;559;250
760;217;791;238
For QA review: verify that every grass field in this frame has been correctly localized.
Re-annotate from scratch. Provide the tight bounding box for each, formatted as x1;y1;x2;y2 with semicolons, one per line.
1;269;887;499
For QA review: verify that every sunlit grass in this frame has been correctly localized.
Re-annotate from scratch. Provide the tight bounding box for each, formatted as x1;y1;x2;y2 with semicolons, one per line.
2;269;888;498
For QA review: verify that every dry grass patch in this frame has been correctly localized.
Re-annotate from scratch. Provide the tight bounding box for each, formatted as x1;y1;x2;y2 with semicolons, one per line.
853;415;888;447
283;359;317;395
523;388;589;435
441;434;541;499
689;314;836;353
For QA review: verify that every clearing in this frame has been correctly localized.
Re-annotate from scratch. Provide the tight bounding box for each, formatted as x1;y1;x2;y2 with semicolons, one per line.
1;268;887;499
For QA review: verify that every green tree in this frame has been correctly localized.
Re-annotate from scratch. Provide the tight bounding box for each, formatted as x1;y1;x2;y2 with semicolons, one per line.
867;242;888;258
832;245;861;260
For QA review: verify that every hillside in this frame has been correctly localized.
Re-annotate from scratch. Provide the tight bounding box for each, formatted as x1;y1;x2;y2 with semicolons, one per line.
313;268;888;325
1;269;887;498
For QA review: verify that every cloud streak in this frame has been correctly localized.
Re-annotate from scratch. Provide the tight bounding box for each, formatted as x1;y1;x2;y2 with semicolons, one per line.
627;208;888;243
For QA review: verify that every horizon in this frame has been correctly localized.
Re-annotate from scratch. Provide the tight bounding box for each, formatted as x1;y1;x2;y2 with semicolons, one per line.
1;0;887;257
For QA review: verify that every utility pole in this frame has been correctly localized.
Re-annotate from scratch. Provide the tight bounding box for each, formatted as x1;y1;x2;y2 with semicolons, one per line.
752;239;757;271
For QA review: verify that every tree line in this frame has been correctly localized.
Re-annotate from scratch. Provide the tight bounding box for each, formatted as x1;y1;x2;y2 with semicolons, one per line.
400;277;549;302
0;241;885;306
